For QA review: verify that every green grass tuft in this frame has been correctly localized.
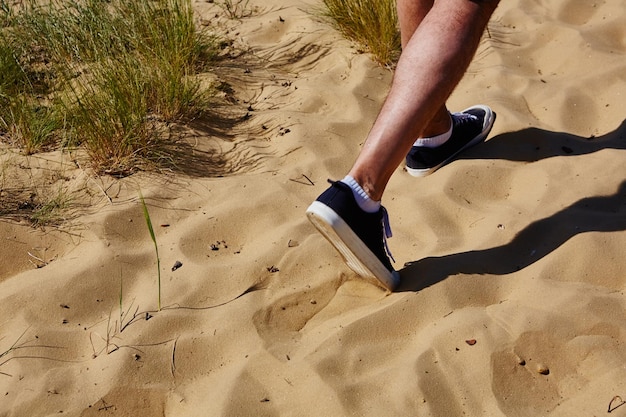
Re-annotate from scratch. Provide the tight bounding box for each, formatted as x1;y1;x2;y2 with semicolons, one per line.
321;0;401;67
29;185;71;227
1;0;221;174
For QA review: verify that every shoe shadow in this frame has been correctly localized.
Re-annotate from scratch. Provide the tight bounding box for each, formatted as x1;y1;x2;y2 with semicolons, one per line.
398;180;626;292
397;120;626;293
460;118;626;163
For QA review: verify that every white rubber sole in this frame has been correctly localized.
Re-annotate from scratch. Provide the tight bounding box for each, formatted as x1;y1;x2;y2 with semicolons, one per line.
306;201;399;291
406;105;496;178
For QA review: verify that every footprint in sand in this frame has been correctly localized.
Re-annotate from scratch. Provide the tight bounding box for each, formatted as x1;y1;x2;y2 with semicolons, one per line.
252;280;341;360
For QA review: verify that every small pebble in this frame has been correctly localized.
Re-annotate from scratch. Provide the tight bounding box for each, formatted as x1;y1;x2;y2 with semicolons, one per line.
537;365;550;375
171;260;183;271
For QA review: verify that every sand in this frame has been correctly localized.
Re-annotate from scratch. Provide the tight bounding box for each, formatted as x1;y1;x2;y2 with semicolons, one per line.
1;0;626;415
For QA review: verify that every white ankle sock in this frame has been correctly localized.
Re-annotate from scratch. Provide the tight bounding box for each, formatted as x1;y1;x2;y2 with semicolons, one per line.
341;176;380;213
413;116;453;148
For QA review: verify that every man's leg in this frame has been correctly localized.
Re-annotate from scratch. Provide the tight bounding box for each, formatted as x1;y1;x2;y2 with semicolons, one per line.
350;0;499;200
307;0;499;290
397;0;497;179
397;0;451;138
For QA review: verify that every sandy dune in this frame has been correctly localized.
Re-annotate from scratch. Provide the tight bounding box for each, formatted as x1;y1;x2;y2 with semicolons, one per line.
1;0;626;415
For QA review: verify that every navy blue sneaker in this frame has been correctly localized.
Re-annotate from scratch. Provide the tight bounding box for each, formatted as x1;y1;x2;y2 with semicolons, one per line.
406;105;495;177
306;181;400;291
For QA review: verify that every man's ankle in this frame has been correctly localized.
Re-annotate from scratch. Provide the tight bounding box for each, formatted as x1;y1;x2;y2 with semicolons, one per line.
418;108;453;141
413;118;452;148
341;176;381;213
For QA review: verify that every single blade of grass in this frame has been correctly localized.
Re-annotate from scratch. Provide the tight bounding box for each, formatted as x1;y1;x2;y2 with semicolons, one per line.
139;192;161;311
119;271;123;330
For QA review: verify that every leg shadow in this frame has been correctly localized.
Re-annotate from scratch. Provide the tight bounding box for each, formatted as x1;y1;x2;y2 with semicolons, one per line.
399;180;626;291
460;119;626;163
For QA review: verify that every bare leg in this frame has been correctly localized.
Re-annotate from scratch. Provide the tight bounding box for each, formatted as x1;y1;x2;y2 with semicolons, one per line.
397;0;433;48
348;0;499;200
397;0;451;138
306;0;499;289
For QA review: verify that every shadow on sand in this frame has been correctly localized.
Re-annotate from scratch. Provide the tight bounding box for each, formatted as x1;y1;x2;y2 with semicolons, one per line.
397;119;626;292
462;119;626;163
